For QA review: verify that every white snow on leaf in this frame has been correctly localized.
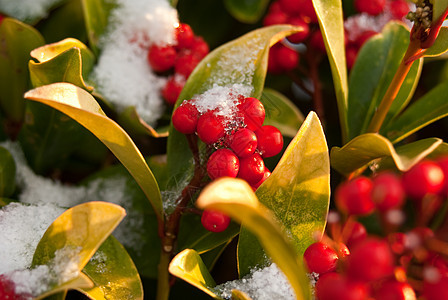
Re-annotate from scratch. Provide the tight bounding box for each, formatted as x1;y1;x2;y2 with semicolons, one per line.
0;0;62;21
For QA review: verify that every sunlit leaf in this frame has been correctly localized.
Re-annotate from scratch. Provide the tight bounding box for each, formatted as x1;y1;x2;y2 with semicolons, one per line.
424;27;448;57
432;0;448;23
238;112;329;276
24;83;164;221
330;133;442;175
35;274;93;300
382;81;448;144
232;290;252;300
347;22;422;139
167;25;300;187
80;236;143;300
169;249;221;299
196;178;312;300
0;18;45;122
223;0;269;23
260;88;304;138
312;0;348;142
0;146;16;197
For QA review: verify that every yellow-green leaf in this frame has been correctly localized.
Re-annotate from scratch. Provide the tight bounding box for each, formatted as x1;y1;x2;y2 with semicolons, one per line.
432;0;448;22
79;236;143;300
35;274;93;300
424;27;448;57
330;133;443;175
232;290;253;300
196;178;312;300
0;146;16;197
169;249;221;299
24;83;164;221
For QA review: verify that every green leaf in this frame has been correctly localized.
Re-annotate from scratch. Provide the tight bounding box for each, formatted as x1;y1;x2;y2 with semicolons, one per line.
312;0;348;142
35;274;93;300
118;107;169;138
223;0;269;24
260;88;304;138
0;18;45;122
167;25;300;186
169;249;220;299
424;27;448;57
382;81;448;144
29;38;95;90
432;0;448;22
24;83;164;221
31;202;125;298
347;22;422;139
80;236;143;300
80;0;116;55
238;111;329;276
0;146;16;197
196;178;312;300
330;133;442;175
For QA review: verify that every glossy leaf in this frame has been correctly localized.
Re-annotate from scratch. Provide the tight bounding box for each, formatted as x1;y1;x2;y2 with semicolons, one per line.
0;18;45;122
167;25;300;186
330;133;442;175
169;249;220;299
382;81;448;143
80;0;116;55
232;290;252;300
238;111;329;276
347;22;422;139
260;88;304;138
433;0;448;22
35;274;93;300
424;27;448;57
80;236;143;300
223;0;269;24
118;107;169;138
0;146;16;197
196;178;312;300
312;0;348;142
29;38;95;90
24;83;164;221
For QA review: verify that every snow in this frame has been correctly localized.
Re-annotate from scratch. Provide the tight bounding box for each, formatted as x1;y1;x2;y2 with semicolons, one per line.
0;0;62;21
214;263;295;300
90;0;179;125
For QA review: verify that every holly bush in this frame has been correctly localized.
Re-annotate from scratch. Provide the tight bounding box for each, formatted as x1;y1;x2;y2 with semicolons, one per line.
1;0;448;299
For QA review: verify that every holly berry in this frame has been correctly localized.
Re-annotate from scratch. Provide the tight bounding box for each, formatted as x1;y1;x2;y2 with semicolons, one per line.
147;44;177;72
162;76;184;105
402;160;444;200
196;111;227;144
172;101;200;134
371;171;405;212
335;176;375;216
175;52;200;78
422;274;448;300
263;10;288;27
436;155;448;196
346;46;358;70
315;272;369;300
345;221;367;248
355;30;378;48
175;23;194;48
0;275;29;300
390;0;410;20
238;153;265;184
300;0;318;23
287;17;310;44
251;168;271;190
303;242;339;274
309;30;326;53
274;44;300;72
238;97;265;131
227;128;258;158
374;280;416;300
255;125;284;158
206;149;239;180
354;0;386;16
277;0;302;15
201;210;231;232
189;36;209;59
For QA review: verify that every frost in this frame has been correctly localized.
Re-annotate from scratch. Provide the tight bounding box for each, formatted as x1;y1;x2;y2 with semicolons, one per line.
89;251;108;274
215;263;295;300
0;0;62;21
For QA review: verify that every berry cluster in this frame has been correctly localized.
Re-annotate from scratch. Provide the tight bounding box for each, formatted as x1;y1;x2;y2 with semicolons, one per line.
172;94;284;232
0;274;29;300
305;156;448;299
145;23;209;105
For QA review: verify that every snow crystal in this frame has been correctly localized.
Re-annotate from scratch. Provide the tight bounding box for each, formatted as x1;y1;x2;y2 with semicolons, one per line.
215;263;295;300
91;0;179;125
0;202;65;273
0;0;61;21
89;250;108;274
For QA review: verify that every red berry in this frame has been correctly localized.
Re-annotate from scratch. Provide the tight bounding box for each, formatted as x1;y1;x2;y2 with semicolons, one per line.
346;221;367;248
300;0;318;23
346;46;358;70
175;52;200;78
335;176;375;216
238;97;265;131
147;44;177;72
238;153;265;184
354;0;386;15
303;242;339;274
390;0;410;20
436;155;448;196
201;210;231;232
346;238;394;282
206;149;240;180
0;274;29;300
372;171;405;211
355;30;378;48
315;272;369;300
189;36;209;59
309;30;326;53
196;111;227;144
268;45;284;74
278;0;303;15
172;101;200;134
228;128;258;158
255;125;284;158
162;76;185;105
374;280;416;300
423;274;448;300
274;44;299;71
263;10;288;27
402;160;444;200
287;17;310;43
251;168;271;190
175;23;194;49
388;232;407;255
